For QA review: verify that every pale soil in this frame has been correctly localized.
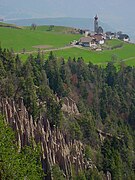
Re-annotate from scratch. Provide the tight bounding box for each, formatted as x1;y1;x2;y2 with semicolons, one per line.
32;45;53;49
16;45;73;54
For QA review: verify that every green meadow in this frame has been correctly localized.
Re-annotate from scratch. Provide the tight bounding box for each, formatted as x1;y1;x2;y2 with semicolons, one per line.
53;42;135;65
0;26;81;52
20;40;135;66
124;58;135;66
105;39;123;47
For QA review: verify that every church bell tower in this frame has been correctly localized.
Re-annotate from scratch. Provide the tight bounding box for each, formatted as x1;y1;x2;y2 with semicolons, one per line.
94;15;98;33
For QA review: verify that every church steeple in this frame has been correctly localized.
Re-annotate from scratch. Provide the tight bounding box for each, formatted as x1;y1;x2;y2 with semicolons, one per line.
95;14;98;21
94;14;98;33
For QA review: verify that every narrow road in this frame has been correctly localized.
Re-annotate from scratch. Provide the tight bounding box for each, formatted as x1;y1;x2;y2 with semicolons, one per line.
14;45;74;55
73;45;93;51
121;56;135;62
97;56;135;65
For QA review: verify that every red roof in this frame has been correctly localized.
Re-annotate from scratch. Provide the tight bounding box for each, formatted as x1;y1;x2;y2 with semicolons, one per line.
93;34;103;41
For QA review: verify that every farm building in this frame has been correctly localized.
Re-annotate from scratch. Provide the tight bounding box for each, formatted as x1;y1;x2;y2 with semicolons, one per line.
79;35;104;48
93;34;105;44
80;37;94;47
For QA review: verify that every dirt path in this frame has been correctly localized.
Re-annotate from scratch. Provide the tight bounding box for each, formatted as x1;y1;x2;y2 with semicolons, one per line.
15;45;74;55
121;56;135;62
74;45;91;51
97;56;135;65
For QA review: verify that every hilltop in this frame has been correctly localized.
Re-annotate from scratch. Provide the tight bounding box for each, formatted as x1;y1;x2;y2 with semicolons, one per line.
0;21;22;29
5;17;114;31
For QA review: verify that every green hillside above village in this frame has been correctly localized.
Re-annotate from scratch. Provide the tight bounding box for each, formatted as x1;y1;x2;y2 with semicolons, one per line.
0;24;81;51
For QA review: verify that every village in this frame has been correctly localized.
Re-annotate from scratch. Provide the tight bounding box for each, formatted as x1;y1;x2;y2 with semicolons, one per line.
71;15;130;51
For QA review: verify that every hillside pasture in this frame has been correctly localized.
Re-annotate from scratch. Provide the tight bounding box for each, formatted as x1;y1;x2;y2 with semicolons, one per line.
20;41;135;66
53;42;135;65
0;26;81;52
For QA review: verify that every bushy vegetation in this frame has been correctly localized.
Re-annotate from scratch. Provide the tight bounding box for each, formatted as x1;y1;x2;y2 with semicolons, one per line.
0;115;44;179
0;48;135;179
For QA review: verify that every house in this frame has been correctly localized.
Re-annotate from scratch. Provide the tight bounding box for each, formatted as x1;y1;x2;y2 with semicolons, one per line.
79;35;105;48
106;32;116;39
80;37;97;48
80;33;105;48
85;31;90;37
93;34;105;45
118;34;130;42
90;39;98;48
80;37;93;47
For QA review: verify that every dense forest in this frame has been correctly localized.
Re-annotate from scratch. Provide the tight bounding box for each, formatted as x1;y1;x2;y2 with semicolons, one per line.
0;48;135;179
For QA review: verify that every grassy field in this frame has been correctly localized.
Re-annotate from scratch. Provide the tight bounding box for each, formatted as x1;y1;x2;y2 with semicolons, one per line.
0;25;81;52
124;58;135;66
52;41;135;65
19;40;135;66
105;39;123;47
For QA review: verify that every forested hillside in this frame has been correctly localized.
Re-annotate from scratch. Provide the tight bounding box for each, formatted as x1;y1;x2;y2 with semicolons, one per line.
0;48;135;179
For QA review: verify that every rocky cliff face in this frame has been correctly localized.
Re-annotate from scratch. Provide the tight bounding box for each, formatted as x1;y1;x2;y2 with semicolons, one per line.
61;97;80;115
0;98;94;179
